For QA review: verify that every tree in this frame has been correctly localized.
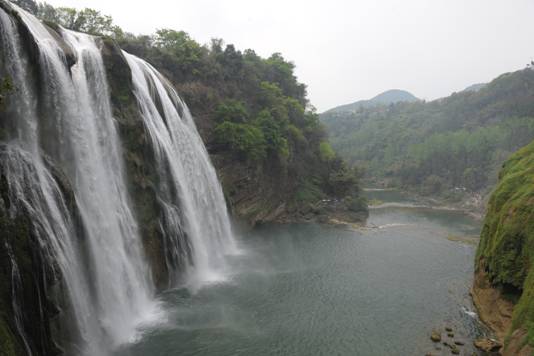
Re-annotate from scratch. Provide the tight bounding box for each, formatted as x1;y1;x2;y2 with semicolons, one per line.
254;109;288;158
152;29;205;79
319;141;335;162
214;122;266;162
215;100;248;123
36;5;122;37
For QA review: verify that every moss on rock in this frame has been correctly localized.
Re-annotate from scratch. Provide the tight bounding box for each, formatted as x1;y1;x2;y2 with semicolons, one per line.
476;139;534;350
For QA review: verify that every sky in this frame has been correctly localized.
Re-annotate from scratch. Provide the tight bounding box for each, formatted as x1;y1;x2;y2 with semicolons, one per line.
45;0;534;112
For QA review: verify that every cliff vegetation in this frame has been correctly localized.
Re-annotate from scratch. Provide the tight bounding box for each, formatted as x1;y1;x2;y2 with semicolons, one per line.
475;139;534;354
12;0;367;225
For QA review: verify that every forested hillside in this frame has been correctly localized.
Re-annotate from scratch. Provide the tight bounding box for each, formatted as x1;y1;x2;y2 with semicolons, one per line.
12;0;367;224
321;69;534;200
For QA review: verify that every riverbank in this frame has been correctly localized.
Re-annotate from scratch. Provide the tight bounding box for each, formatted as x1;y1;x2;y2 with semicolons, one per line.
364;187;487;220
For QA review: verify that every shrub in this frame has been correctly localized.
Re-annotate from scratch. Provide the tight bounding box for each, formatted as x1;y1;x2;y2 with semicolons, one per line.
214;121;266;162
214;99;248;123
319;141;335;162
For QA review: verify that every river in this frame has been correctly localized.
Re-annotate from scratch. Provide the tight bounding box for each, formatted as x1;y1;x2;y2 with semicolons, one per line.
115;190;486;356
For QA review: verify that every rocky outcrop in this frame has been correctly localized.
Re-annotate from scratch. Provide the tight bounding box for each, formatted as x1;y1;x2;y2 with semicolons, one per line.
474;139;534;355
211;151;368;226
471;269;514;340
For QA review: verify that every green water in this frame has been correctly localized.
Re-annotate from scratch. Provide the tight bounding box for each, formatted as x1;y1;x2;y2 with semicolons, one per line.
116;192;485;356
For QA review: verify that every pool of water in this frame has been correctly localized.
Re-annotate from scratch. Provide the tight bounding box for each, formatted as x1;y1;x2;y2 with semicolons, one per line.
115;191;484;356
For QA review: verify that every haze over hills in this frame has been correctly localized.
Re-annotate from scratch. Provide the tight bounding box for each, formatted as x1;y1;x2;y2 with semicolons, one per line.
321;67;534;198
323;89;418;114
462;83;487;93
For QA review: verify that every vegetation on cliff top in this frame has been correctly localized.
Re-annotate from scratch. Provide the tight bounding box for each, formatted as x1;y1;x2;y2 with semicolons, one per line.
321;69;534;199
476;139;534;347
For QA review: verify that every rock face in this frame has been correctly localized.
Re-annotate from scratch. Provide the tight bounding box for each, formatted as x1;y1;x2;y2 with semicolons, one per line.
474;139;534;355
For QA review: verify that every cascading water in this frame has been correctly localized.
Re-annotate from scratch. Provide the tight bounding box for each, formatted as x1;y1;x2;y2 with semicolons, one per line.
4;241;33;356
123;53;238;289
1;2;238;355
1;4;161;355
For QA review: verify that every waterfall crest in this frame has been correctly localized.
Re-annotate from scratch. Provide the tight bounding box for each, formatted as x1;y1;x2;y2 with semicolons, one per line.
0;3;236;355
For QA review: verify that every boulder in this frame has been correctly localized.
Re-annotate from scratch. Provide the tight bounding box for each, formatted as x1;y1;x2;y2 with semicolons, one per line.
474;338;502;352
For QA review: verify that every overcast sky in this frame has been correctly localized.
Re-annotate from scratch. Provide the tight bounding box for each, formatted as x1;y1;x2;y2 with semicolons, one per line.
46;0;534;111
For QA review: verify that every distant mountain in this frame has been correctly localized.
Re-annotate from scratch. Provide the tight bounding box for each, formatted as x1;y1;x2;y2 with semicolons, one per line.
462;83;487;93
324;89;419;114
321;68;534;197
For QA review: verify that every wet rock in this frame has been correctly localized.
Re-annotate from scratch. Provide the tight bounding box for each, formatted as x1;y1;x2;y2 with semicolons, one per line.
454;340;464;346
474;338;502;352
431;330;441;342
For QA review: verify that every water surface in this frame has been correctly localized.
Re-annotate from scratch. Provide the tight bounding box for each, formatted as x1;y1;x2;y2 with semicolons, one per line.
116;191;484;356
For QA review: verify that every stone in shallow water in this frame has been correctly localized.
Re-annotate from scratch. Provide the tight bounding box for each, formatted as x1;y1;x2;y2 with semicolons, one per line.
431;330;441;342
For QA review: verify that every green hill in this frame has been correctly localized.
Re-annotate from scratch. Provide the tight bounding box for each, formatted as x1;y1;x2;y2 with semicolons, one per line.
321;69;534;199
323;89;418;114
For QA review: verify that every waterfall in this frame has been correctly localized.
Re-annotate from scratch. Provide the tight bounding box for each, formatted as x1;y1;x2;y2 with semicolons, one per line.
1;2;237;355
124;52;238;290
1;5;162;355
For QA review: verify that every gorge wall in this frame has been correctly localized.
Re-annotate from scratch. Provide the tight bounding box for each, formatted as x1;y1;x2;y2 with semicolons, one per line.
474;139;534;355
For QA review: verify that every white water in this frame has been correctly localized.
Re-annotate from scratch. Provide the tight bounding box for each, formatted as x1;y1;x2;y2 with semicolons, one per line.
124;52;238;290
4;241;33;356
1;5;161;355
1;3;238;354
0;7;100;353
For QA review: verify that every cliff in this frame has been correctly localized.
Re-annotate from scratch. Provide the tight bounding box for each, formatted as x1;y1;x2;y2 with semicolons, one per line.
474;139;534;355
0;2;367;355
